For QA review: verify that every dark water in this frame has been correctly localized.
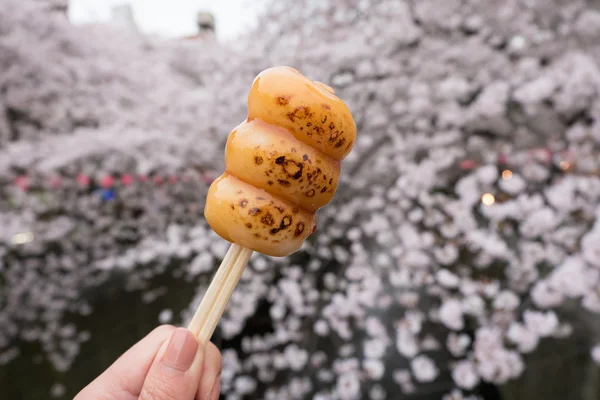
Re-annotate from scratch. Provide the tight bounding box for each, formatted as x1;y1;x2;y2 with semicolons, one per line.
1;249;599;400
1;264;205;400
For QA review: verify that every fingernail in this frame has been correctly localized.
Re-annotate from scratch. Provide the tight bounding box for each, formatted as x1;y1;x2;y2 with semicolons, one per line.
161;328;198;371
209;377;221;400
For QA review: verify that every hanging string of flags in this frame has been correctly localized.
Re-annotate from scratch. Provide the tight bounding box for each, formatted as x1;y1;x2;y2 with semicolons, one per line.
2;148;579;192
458;148;576;171
8;171;218;192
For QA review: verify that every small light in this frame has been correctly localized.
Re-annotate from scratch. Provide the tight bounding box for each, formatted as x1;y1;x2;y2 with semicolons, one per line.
481;193;495;206
559;161;570;171
502;170;513;180
11;232;34;245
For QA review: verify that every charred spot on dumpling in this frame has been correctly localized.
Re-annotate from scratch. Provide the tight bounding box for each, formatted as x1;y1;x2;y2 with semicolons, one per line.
306;189;316;197
269;215;293;235
239;199;248;208
329;131;341;142
287;106;313;122
261;212;275;226
275;156;285;165
276;96;290;106
303;154;309;161
267;180;274;186
292;207;299;214
248;207;262;216
320;187;327;193
282;215;292;227
278;179;291;187
254;156;264;165
245;223;253;228
281;159;303;179
307;168;321;184
335;137;346;148
322;104;331;111
274;206;285;214
294;222;305;237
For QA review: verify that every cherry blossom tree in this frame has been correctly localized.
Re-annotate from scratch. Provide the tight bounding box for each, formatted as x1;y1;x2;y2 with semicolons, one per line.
2;0;600;399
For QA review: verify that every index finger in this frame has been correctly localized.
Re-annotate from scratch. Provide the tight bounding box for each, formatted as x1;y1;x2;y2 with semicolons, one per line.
74;325;176;400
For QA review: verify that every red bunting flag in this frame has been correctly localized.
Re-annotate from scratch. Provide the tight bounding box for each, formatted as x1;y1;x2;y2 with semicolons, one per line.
530;147;552;164
76;174;90;187
121;174;133;186
50;176;62;188
14;176;29;191
100;175;114;188
200;173;214;184
459;160;477;170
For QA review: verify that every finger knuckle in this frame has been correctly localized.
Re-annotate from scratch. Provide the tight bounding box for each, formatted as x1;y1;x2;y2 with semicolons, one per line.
150;324;176;339
139;376;178;400
208;342;223;371
215;350;223;371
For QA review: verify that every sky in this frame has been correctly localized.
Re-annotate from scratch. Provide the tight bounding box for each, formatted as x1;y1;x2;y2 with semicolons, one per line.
68;0;266;41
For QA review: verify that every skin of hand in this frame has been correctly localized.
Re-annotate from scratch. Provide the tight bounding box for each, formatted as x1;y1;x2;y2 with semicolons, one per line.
74;325;222;400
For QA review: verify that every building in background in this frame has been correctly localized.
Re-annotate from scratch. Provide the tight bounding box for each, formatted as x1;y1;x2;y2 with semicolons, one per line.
107;5;215;41
37;0;69;15
110;3;138;32
181;11;216;41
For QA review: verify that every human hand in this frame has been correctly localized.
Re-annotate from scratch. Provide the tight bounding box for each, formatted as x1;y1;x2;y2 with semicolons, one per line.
74;325;222;400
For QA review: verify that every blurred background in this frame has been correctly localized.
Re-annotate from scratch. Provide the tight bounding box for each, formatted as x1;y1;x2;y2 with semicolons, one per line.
2;0;600;399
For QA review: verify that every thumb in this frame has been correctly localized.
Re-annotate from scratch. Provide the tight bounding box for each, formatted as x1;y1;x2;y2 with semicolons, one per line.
140;327;205;400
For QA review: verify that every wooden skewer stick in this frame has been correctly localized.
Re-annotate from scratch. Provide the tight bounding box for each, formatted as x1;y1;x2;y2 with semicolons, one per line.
187;243;253;344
